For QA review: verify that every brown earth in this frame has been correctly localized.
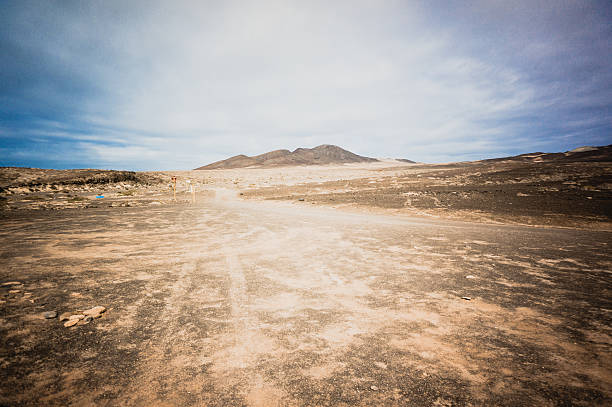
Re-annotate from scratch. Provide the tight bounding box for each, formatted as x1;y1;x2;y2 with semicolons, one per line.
242;145;612;229
1;147;611;406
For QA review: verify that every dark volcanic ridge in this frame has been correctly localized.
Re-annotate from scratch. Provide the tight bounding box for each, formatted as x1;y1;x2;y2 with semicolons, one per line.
475;145;612;165
195;144;378;170
0;168;162;192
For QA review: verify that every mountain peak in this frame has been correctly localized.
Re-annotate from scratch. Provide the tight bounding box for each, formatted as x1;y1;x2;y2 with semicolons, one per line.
195;145;377;170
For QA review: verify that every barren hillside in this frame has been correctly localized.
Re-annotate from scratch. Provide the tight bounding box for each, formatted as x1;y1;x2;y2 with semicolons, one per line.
195;145;378;170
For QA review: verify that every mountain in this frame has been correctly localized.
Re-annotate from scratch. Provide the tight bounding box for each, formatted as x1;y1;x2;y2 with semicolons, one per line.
195;145;378;170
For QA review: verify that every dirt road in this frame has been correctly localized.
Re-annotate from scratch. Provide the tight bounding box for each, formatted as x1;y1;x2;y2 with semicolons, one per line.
1;189;611;406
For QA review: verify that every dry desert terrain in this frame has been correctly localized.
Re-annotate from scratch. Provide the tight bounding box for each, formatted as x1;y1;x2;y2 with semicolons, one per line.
1;150;611;406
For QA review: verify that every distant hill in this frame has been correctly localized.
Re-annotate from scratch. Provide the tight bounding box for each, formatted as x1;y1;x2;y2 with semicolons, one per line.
477;144;612;164
195;145;378;170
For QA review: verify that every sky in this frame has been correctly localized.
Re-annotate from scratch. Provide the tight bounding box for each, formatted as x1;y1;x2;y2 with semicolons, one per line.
1;0;611;170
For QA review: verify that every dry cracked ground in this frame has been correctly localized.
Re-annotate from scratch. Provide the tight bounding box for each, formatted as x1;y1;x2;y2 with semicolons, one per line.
1;160;611;406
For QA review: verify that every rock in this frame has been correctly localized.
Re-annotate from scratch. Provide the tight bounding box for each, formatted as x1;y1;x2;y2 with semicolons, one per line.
43;311;57;319
83;306;106;318
9;289;21;294
461;296;471;301
298;198;305;201
78;316;94;325
69;314;85;321
64;319;79;327
370;385;379;391
59;312;72;321
2;281;22;286
465;275;476;279
374;361;387;369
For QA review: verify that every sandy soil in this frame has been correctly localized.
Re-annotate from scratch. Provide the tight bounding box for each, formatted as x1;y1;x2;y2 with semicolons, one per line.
4;151;609;229
1;160;611;406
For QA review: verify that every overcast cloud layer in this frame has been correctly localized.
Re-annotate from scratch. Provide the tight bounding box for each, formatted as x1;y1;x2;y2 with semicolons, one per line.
1;0;611;170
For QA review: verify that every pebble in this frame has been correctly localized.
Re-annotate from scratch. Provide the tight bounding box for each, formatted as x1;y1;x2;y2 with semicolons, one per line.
461;296;472;301
43;311;57;319
2;281;22;286
9;290;21;294
465;275;477;279
79;316;94;325
374;361;388;369
64;319;79;327
59;312;72;321
69;314;85;321
370;385;379;391
83;306;106;318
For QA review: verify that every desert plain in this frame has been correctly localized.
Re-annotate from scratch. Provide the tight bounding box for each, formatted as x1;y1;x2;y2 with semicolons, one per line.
1;147;611;406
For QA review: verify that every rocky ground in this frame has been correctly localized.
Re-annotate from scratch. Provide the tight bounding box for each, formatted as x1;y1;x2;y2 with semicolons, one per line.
0;148;611;406
0;167;169;211
241;146;612;229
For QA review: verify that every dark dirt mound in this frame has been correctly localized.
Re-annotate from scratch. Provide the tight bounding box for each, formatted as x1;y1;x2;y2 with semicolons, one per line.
195;145;378;170
0;168;162;191
0;168;166;212
478;144;612;164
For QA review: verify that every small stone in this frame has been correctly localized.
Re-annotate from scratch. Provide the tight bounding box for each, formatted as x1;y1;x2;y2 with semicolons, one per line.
374;361;387;369
461;296;471;301
59;312;72;321
83;306;106;318
298;198;305;201
43;311;57;319
64;319;79;327
465;275;476;279
78;316;94;325
370;385;379;391
69;314;85;321
2;281;22;286
9;289;21;294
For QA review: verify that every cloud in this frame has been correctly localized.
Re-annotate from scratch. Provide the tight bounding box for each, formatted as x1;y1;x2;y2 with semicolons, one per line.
1;0;610;169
